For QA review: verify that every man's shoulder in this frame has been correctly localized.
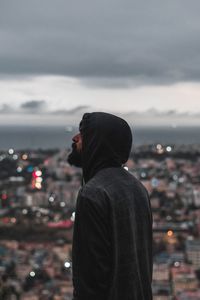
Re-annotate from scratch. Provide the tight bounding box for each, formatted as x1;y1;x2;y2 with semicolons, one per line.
77;182;109;213
78;167;149;212
91;167;141;187
79;181;105;201
79;169;116;203
81;167;144;195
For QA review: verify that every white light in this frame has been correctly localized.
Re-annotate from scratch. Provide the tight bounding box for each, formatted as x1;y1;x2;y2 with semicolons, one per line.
17;166;22;173
64;262;71;268
30;271;35;277
22;154;28;160
13;154;18;160
141;172;146;178
178;177;185;183
166;215;172;221
36;177;43;183
35;182;42;189
156;144;162;150
35;170;42;177
8;148;14;155
166;146;172;152
71;212;75;221
49;196;54;202
60;202;66;207
124;166;129;171
174;262;180;267
151;178;159;188
22;209;28;215
173;175;178;181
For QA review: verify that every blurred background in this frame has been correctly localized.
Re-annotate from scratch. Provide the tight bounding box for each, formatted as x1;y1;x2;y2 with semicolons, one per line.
1;1;200;299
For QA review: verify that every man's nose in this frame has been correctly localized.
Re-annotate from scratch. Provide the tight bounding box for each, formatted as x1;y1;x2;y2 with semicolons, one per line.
72;133;80;142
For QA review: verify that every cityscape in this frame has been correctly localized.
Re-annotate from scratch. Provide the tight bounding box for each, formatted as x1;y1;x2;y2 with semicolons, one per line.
1;0;200;299
0;143;200;299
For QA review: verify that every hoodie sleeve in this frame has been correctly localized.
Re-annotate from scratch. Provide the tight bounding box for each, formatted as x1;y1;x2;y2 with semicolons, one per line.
72;189;112;300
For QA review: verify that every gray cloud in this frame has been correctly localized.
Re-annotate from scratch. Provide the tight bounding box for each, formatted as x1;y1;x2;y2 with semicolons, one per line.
52;106;89;115
0;102;89;116
0;104;14;113
0;0;200;86
0;100;47;114
20;100;47;112
123;109;200;127
0;103;200;126
0;99;197;121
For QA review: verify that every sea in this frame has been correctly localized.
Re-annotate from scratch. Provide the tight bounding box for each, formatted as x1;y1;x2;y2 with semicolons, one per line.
0;125;199;150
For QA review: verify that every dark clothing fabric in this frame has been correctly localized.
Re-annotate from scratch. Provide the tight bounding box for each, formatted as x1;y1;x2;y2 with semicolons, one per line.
72;112;152;300
72;167;152;300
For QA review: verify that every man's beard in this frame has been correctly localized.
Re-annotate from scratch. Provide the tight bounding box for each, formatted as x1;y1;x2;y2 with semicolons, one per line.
67;144;82;167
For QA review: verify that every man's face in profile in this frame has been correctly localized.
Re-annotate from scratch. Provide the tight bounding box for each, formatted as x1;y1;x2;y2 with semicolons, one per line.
67;132;82;167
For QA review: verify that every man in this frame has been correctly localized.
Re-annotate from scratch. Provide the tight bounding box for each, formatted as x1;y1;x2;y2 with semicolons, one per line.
68;112;152;300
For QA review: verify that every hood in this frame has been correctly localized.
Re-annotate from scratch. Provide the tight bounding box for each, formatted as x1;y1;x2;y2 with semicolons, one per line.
80;112;132;183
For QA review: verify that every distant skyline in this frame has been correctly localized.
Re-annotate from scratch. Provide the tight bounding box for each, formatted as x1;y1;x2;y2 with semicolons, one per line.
1;1;200;125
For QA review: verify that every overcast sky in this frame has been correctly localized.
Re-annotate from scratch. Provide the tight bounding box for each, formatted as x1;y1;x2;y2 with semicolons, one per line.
1;0;200;125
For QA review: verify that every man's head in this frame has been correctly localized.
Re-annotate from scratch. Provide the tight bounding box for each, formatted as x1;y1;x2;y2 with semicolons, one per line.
68;112;132;181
